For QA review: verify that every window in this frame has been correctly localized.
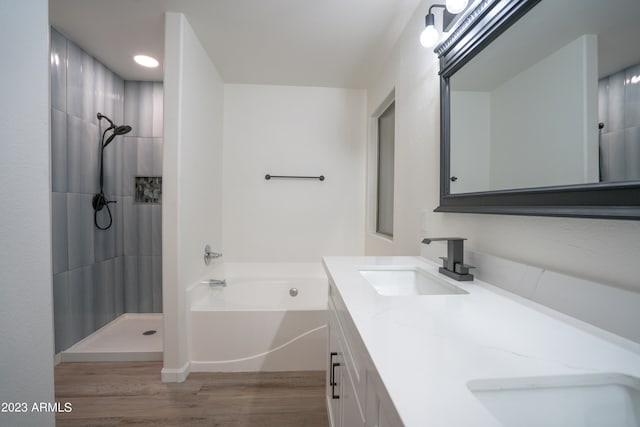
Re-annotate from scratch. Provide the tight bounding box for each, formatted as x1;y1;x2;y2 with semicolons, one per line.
376;101;395;237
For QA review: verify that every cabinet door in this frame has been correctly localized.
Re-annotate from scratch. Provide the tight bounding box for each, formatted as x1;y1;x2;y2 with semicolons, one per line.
365;372;380;427
365;369;403;427
328;287;365;427
378;407;394;427
341;368;365;427
327;302;342;427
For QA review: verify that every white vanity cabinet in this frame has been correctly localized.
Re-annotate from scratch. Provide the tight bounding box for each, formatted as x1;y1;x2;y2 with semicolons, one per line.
323;256;640;426
327;281;402;427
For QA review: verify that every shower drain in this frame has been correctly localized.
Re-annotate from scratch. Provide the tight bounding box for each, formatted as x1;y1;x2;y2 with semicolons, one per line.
142;330;157;336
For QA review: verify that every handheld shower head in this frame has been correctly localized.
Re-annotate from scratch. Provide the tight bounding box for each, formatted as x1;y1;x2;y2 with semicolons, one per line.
103;127;131;148
98;113;133;148
103;125;132;148
114;125;132;136
94;114;133;230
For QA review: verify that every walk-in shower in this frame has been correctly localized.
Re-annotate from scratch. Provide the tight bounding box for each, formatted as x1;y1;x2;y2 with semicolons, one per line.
51;28;163;362
93;112;132;230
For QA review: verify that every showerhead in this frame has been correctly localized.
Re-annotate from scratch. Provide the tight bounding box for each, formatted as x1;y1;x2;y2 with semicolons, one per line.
98;112;133;148
114;125;132;136
97;113;132;137
94;114;133;230
102;125;133;148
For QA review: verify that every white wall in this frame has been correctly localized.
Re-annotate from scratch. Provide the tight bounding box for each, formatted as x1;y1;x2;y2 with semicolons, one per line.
366;0;640;296
223;84;366;262
0;0;55;425
365;0;439;256
163;12;224;381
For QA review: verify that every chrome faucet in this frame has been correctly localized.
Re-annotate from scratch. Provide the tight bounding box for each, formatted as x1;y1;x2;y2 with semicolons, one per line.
202;279;226;288
421;237;474;281
203;244;222;265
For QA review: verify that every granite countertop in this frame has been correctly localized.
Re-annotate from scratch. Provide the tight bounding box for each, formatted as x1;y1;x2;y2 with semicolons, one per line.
322;256;640;426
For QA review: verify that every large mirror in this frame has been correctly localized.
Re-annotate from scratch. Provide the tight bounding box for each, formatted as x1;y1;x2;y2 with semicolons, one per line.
435;0;640;219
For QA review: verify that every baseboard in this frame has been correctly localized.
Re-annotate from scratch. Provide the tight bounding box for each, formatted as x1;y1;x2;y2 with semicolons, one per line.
161;361;191;383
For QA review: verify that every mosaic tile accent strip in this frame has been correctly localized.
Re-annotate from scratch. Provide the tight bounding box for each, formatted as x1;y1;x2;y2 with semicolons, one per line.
135;177;162;204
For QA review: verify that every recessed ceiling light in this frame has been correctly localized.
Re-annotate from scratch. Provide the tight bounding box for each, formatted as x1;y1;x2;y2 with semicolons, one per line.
134;54;159;68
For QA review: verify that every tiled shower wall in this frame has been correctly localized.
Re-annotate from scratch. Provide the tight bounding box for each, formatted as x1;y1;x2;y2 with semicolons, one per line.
50;28;163;353
598;62;640;182
121;81;163;315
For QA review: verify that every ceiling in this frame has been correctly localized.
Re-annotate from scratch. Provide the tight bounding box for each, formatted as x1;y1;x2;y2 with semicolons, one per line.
49;0;422;88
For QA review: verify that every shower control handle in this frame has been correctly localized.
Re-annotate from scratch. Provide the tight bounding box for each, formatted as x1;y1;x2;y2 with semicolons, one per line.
92;194;117;211
203;244;222;265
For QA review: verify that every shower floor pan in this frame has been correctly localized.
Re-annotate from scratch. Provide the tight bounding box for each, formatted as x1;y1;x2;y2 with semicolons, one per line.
60;313;163;362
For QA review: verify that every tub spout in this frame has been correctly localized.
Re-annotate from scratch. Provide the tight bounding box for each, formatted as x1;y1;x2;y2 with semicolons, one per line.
202;279;226;287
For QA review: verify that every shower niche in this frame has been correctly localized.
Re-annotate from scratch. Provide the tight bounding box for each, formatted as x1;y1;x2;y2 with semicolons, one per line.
135;177;162;204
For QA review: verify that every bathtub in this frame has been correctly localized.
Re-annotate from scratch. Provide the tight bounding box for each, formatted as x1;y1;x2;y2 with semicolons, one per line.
188;262;328;372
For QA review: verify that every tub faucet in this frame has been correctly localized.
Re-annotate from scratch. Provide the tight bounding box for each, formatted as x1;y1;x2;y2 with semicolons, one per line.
421;237;474;281
205;279;227;288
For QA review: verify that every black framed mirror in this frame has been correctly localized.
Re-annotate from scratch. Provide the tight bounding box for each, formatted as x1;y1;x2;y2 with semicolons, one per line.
435;0;640;219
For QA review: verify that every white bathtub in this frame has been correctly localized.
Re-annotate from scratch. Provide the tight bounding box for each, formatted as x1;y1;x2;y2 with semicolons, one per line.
188;263;328;372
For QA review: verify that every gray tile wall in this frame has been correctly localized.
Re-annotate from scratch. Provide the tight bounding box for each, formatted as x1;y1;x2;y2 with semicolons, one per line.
50;28;163;353
598;63;640;181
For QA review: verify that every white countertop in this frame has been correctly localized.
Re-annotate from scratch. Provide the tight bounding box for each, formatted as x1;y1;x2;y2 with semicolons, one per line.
322;256;640;427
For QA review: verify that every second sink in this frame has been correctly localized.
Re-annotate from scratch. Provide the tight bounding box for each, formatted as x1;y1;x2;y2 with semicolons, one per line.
467;373;640;427
359;266;468;296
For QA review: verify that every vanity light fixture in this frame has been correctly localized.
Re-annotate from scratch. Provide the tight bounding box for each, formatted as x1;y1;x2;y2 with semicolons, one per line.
420;10;441;48
420;1;469;48
446;0;469;14
133;54;159;68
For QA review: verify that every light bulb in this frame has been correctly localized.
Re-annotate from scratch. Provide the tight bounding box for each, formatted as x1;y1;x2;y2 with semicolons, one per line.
446;0;469;14
420;25;439;48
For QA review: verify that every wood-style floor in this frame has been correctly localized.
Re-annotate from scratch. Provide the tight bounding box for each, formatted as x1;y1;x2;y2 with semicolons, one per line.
55;362;328;426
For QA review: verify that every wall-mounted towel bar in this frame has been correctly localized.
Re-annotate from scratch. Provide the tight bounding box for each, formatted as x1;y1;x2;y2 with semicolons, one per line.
265;174;325;181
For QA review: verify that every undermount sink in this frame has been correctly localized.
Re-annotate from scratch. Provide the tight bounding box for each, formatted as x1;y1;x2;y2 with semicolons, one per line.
359;266;468;296
468;373;640;427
